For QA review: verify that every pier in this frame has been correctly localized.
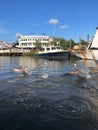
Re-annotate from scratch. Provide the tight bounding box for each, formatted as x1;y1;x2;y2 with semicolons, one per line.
0;48;30;56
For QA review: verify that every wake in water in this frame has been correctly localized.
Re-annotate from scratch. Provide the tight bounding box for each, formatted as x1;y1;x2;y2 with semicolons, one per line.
41;73;48;79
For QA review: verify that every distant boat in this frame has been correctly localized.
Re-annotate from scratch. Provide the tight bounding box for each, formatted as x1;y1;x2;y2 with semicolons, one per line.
34;46;69;60
70;27;98;61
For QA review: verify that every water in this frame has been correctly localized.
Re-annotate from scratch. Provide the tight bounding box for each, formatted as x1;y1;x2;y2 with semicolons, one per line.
0;56;98;130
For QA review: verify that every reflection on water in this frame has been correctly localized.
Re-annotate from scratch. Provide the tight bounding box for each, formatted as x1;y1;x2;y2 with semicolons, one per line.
0;56;98;130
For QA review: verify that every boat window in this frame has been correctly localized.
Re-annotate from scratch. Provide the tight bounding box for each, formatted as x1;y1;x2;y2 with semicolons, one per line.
46;48;50;50
52;47;56;50
91;47;98;50
57;47;61;49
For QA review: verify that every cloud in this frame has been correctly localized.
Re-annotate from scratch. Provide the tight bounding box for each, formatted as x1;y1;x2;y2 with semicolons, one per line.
49;18;59;25
60;25;68;29
15;33;23;38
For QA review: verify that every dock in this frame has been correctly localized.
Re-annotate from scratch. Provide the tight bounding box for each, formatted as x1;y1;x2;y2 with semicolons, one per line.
0;48;30;56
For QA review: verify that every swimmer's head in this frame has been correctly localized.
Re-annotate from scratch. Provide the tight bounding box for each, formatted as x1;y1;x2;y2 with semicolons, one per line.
73;64;78;70
73;64;77;67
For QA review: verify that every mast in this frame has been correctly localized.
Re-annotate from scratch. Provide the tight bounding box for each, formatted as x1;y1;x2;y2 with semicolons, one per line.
79;34;81;50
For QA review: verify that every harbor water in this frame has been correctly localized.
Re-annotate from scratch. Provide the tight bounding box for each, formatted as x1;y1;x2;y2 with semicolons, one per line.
0;56;98;130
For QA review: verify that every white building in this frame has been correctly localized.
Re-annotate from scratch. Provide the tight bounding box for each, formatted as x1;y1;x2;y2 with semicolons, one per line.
17;35;53;49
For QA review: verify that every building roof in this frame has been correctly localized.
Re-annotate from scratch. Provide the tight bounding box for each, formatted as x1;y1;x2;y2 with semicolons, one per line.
0;41;12;48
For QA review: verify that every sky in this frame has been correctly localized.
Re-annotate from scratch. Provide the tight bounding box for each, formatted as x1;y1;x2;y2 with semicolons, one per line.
0;0;98;43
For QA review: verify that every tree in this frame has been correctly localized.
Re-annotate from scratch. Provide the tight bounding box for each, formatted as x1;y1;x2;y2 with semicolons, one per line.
55;38;66;48
67;39;76;49
12;41;19;47
34;40;41;49
80;39;88;45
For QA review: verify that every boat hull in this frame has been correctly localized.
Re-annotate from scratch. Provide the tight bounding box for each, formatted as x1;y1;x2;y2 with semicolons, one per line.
35;51;69;60
70;27;98;61
70;50;98;60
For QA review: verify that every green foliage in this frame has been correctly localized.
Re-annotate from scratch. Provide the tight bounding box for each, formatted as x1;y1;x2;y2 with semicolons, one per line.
55;38;68;49
55;38;76;49
12;41;19;45
67;39;76;49
11;41;19;47
34;40;41;48
24;50;37;56
77;39;87;45
80;39;88;45
55;37;88;49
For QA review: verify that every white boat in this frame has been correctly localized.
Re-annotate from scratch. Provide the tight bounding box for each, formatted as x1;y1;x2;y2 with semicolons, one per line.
34;46;69;60
70;27;98;61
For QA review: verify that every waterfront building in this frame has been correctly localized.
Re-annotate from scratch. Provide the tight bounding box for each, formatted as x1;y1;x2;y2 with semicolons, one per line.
0;41;12;49
17;35;53;49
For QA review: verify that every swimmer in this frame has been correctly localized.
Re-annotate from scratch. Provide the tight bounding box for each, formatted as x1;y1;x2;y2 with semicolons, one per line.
73;63;78;70
66;64;81;75
65;64;91;78
13;66;28;74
